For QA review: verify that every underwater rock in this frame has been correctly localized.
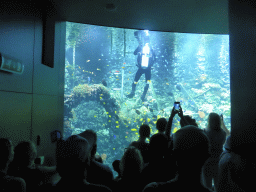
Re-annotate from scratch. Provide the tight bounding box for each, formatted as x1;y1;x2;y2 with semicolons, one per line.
102;79;107;87
176;84;182;91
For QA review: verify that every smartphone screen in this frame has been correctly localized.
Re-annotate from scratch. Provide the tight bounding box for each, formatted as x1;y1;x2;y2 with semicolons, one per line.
174;102;180;111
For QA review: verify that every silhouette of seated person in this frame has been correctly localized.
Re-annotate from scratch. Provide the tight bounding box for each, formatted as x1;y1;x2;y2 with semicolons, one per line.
141;133;176;186
201;113;226;191
180;115;198;127
0;138;26;192
55;135;112;192
143;125;213;192
77;130;114;190
113;146;145;192
155;118;167;135
129;124;150;164
7;141;45;192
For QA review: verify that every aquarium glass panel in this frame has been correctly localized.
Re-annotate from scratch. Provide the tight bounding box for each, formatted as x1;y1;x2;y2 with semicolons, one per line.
64;22;230;176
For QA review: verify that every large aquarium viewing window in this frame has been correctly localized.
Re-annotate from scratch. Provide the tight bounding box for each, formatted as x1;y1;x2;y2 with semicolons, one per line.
64;22;230;175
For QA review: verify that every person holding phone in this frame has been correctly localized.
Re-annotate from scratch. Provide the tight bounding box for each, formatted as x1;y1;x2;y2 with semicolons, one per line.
165;102;190;141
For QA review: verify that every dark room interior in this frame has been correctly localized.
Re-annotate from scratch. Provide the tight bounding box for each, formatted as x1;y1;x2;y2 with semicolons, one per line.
0;0;256;189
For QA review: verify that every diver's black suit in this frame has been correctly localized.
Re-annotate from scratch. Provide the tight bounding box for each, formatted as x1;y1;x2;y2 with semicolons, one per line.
127;44;156;101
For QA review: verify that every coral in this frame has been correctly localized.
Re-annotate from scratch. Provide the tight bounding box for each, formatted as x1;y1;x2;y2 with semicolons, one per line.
198;111;206;118
64;120;71;128
101;153;107;161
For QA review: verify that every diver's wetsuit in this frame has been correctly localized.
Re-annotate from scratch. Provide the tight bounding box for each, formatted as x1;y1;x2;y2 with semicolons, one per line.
134;45;155;82
127;44;156;101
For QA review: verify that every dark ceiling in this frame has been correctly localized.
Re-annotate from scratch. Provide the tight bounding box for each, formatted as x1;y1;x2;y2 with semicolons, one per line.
50;0;228;34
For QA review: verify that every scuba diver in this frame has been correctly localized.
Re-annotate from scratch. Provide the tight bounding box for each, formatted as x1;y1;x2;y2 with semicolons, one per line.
127;30;156;101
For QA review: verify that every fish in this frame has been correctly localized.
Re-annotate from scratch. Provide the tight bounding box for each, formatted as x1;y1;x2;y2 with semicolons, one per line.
116;125;119;128
98;59;101;61
86;60;90;62
135;109;141;115
122;67;125;69
149;108;154;112
113;135;116;139
116;121;119;124
97;68;101;70
152;115;157;119
123;62;126;64
173;127;179;133
131;129;137;131
116;71;120;73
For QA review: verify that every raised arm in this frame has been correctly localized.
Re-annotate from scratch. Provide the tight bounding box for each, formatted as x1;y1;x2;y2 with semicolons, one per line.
165;107;177;140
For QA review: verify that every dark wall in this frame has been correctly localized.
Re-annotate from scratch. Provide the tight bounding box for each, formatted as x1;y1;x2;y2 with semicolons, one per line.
0;1;65;166
229;1;256;149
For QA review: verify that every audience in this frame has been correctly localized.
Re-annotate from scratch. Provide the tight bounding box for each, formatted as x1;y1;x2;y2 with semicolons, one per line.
180;115;198;127
0;138;26;192
143;125;213;192
156;118;167;134
113;146;145;192
217;142;256;192
55;134;112;192
7;141;45;192
201;113;226;191
1;104;237;192
141;133;176;185
77;130;114;190
129;124;151;164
